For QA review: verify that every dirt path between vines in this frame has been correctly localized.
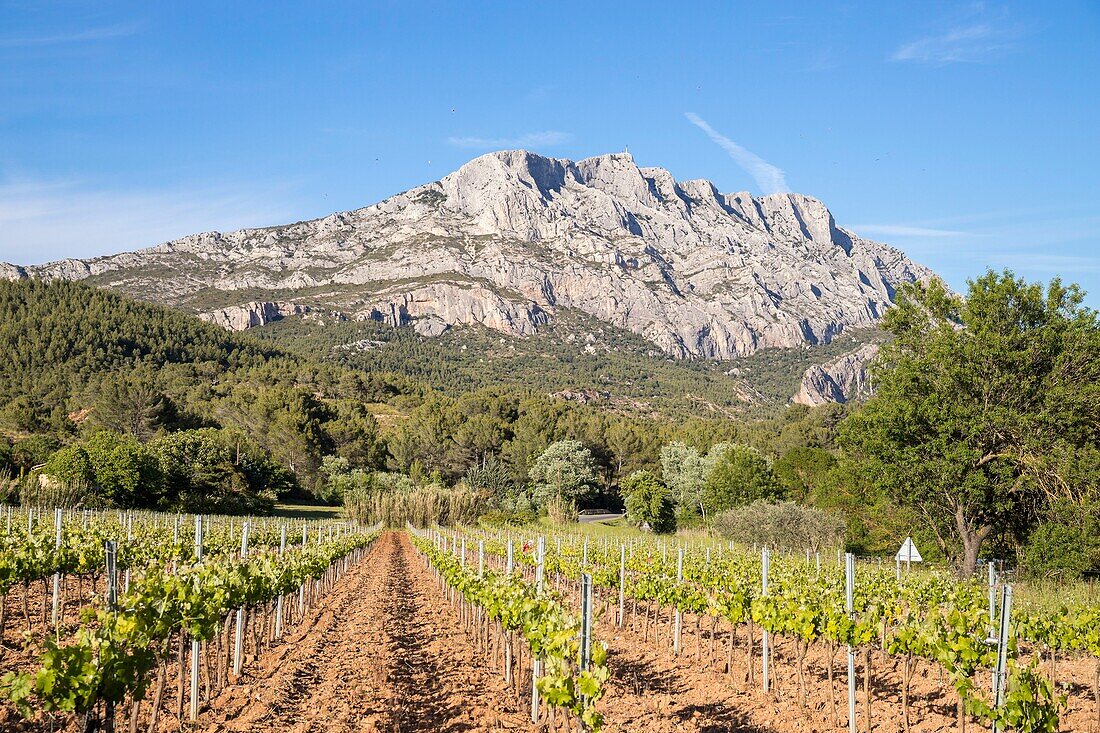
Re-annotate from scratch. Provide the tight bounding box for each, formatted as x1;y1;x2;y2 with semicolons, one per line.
199;531;530;733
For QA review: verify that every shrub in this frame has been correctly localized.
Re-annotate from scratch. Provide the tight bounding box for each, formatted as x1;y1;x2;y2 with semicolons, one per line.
479;508;538;527
42;446;94;487
463;455;515;505
702;444;782;516
711;500;844;552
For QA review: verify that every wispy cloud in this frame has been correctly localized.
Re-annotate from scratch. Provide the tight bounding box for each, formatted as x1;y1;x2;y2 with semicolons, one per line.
892;5;1022;65
446;131;572;149
0;23;140;48
851;224;970;238
997;253;1100;275
684;113;788;195
0;176;293;265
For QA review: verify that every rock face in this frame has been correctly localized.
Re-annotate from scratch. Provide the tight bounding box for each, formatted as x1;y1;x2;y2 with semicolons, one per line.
198;301;346;330
1;150;934;359
793;343;880;405
199;301;293;330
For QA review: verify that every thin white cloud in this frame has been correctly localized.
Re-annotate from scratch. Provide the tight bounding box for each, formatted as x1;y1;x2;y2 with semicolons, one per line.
892;23;1018;63
684;113;788;195
0;177;293;265
0;23;140;48
997;254;1100;275
446;131;573;149
852;224;970;238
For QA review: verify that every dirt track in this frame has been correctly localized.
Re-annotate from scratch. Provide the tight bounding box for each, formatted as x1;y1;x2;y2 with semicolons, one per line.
199;531;530;733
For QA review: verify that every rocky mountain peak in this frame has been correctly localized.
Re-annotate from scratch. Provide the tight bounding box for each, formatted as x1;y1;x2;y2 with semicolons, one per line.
1;149;936;366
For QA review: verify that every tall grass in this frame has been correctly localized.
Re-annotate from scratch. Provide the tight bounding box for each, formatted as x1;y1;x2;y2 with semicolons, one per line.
345;485;485;527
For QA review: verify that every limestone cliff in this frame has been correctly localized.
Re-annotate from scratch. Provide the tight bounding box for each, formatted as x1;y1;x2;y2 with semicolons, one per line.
2;150;933;361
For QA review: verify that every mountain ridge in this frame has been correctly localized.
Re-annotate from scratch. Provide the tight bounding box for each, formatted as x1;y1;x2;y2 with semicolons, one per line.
1;149;934;365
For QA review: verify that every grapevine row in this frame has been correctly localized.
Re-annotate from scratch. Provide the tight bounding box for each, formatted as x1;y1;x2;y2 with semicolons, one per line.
2;512;381;731
409;527;609;732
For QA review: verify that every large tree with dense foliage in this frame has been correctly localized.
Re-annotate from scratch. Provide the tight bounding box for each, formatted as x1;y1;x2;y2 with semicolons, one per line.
702;443;783;516
622;470;676;533
83;431;162;507
840;271;1100;576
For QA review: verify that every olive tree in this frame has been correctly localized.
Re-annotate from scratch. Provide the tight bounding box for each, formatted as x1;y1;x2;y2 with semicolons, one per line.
529;440;598;519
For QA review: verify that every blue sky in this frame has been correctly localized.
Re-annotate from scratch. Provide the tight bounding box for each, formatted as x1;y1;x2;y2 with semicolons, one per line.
1;1;1098;303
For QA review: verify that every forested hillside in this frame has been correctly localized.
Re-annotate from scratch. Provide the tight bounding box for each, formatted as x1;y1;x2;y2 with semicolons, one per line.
0;280;396;509
1;275;1096;578
251;310;884;414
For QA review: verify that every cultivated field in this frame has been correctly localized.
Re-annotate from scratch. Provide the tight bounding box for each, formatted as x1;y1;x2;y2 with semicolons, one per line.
1;509;1097;733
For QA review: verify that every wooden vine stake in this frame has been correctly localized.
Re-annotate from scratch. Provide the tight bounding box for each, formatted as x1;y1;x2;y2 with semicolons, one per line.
618;544;626;628
104;540;119;732
505;538;514;684
531;536;545;724
275;524;286;639
50;508;61;627
580;572;594;670
299;525;308;616
674;548;683;655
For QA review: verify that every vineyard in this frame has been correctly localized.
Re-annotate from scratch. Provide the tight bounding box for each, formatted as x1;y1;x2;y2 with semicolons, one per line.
1;510;1098;733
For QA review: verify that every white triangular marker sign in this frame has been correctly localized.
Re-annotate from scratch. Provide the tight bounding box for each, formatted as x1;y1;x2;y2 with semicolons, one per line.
895;537;923;563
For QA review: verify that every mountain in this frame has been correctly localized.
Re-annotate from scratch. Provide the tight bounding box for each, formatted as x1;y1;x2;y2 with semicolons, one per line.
1;150;933;366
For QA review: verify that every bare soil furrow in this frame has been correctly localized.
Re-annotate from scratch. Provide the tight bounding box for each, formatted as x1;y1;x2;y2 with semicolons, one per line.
199;530;530;733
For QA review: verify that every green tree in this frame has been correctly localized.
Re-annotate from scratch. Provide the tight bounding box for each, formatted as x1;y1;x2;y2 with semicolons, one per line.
660;442;708;524
386;395;463;478
86;368;177;440
327;401;387;469
42;446;94;487
462;455;515;505
773;446;837;502
622;470;675;533
84;431;162;507
702;443;782;516
150;429;276;514
528;440;599;514
840;272;1100;577
1020;498;1100;579
11;435;61;475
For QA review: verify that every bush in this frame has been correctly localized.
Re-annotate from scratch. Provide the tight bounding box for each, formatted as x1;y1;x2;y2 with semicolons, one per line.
478;508;537;527
10;435;61;474
150;429;276;515
463;456;515;506
42;446;94;487
711;500;844;552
